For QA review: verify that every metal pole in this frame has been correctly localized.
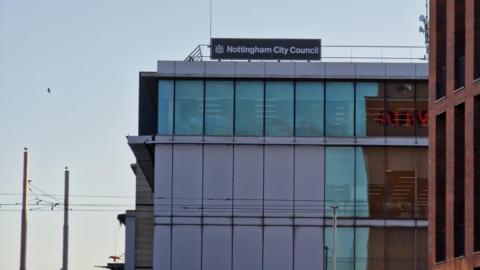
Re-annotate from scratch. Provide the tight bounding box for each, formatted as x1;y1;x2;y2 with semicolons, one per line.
330;206;338;270
61;167;69;270
19;147;29;270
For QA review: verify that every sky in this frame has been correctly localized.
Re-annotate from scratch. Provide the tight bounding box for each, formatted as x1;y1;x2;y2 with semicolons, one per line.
0;0;426;269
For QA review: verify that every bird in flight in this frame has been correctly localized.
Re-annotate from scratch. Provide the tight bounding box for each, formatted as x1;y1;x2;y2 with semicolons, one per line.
47;88;51;94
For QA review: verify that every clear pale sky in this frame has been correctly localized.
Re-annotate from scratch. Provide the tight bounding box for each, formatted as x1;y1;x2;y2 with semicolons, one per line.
0;0;426;269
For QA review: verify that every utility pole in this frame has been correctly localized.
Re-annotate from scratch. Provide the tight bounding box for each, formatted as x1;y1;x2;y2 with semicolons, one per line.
330;206;338;270
61;167;69;270
19;147;29;270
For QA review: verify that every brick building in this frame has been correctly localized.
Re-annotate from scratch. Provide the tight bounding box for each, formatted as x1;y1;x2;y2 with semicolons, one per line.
430;0;480;269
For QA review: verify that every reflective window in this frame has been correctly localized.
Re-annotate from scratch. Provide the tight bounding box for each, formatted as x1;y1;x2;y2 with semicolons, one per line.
205;80;233;136
416;148;428;219
356;147;385;218
265;81;294;136
385;228;415;270
325;147;355;217
385;147;415;219
158;80;174;135
386;82;415;137
326;82;354;137
355;227;385;270
417;228;428;270
356;82;385;137
325;227;354;270
235;81;264;136
416;82;429;137
295;81;324;136
174;80;204;135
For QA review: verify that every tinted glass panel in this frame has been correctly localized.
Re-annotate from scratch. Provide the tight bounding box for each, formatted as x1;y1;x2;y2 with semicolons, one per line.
385;147;415;219
295;82;324;136
158;80;174;135
416;82;429;137
205;80;233;136
356;147;385;218
356;82;385;137
385;228;415;270
325;147;355;217
265;81;294;136
355;227;385;270
416;148;428;219
174;80;204;135
325;227;354;270
235;81;264;136
326;82;354;137
386;82;415;137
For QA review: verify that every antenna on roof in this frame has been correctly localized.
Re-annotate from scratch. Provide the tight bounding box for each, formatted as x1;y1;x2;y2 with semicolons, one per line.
418;0;429;55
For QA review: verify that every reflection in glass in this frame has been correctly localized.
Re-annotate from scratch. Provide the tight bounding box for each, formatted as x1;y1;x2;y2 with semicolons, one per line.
158;80;174;135
325;227;354;270
325;147;355;217
356;147;385;218
235;81;264;136
205;80;233;135
174;80;204;135
385;228;415;270
265;81;294;136
355;227;385;270
326;82;354;137
386;82;415;137
385;147;415;219
416;82;429;137
356;82;385;137
416;148;428;219
295;82;324;136
417;228;428;270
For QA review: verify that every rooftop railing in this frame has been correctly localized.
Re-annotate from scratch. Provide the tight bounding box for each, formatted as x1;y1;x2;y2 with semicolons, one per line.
185;44;428;63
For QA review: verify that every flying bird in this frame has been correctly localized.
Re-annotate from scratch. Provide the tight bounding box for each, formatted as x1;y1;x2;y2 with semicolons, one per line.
47;88;51;94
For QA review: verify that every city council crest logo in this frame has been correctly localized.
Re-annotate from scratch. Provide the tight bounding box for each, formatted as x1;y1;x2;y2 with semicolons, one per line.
215;44;224;54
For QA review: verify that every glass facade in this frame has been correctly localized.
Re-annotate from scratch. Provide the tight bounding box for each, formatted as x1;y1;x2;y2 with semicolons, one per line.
157;80;428;137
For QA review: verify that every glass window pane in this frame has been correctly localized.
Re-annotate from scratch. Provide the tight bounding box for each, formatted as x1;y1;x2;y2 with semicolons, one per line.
326;82;354;137
325;147;355;217
416;228;428;270
356;82;385;137
385;228;415;270
356;147;385;218
386;82;415;137
416;148;428;219
205;80;233;136
416;82;429;137
295;81;324;136
355;227;385;270
325;227;354;270
385;147;415;219
265;81;294;136
235;81;264;136
174;80;204;135
158;80;174;135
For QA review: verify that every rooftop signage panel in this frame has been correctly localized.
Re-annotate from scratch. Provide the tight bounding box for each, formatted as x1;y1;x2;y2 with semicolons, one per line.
210;38;321;61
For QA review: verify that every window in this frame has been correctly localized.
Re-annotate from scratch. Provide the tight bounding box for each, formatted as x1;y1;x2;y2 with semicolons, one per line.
174;80;204;135
435;113;447;262
455;0;466;89
416;148;428;219
355;227;385;270
385;147;415;219
325;82;354;137
475;96;480;251
355;82;385;137
417;228;428;270
158;80;174;135
386;82;415;137
325;147;355;217
204;80;233;136
265;81;294;136
415;82;429;137
454;103;465;258
385;228;415;270
356;147;385;218
325;227;354;270
235;81;264;136
295;81;324;136
436;0;447;98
